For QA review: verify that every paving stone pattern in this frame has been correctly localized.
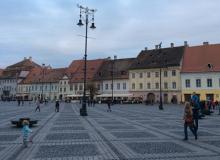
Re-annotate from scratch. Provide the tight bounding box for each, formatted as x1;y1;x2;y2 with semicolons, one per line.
0;101;220;160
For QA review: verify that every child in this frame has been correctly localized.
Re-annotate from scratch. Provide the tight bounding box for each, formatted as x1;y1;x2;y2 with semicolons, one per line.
22;120;32;147
183;102;197;140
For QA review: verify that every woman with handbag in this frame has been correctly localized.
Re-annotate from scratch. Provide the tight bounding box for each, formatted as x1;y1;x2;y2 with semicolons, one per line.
183;102;197;140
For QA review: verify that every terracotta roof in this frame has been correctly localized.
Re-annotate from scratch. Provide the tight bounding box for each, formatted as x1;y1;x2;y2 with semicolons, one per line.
0;69;3;76
94;58;136;80
181;44;220;73
6;58;40;70
130;46;185;70
21;67;67;84
0;58;41;79
68;59;105;83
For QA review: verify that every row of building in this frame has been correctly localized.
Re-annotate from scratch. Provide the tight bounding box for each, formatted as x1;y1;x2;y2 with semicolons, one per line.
0;42;220;103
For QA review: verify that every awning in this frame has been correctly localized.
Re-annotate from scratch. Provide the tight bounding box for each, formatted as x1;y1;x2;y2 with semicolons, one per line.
67;94;83;97
96;93;133;98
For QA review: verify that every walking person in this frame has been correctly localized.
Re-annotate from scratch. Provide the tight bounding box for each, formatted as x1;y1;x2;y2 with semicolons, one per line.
107;99;111;112
22;120;32;147
191;92;200;131
35;99;41;112
183;102;197;140
55;100;60;112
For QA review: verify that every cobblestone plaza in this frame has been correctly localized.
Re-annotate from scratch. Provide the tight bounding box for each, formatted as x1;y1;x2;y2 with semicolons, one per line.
0;102;220;160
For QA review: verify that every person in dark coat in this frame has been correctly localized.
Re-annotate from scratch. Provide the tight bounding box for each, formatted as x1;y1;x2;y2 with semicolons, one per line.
107;100;111;112
191;92;200;132
55;100;60;112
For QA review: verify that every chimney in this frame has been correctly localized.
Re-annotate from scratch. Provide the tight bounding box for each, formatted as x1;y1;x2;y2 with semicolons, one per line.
170;43;174;48
155;45;158;49
184;41;188;47
203;41;209;45
29;56;32;61
144;47;148;51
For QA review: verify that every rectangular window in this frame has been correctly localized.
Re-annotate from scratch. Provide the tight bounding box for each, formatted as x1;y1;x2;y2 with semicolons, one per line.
147;72;151;78
207;79;212;87
164;82;168;89
75;85;78;91
196;79;201;88
97;84;100;90
70;85;73;91
64;88;66;92
164;71;168;77
132;83;135;89
123;83;126;90
172;82;176;89
185;79;190;88
147;83;151;89
111;84;113;89
139;73;143;78
155;72;159;77
132;73;135;78
117;83;120;90
139;83;143;89
172;70;176;76
60;88;62;92
105;84;108;90
79;85;83;90
155;83;159;89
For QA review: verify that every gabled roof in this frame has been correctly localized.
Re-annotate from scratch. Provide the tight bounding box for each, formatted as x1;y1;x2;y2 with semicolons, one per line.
6;58;40;70
0;58;41;79
20;67;67;84
94;58;136;80
181;44;220;73
68;59;105;83
130;46;185;70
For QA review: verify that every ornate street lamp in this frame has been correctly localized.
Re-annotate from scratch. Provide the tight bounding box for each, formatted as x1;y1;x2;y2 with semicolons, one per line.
77;4;96;116
158;42;164;110
41;63;45;102
111;55;117;105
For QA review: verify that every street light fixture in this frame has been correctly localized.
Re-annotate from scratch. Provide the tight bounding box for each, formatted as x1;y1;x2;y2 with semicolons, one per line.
158;42;164;110
111;55;117;105
77;4;96;116
41;63;45;102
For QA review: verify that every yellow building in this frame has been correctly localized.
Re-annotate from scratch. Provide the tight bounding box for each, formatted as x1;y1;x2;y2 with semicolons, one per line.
129;44;185;104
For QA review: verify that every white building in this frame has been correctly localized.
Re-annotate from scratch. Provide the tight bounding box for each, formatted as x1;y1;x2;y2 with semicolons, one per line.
181;43;220;102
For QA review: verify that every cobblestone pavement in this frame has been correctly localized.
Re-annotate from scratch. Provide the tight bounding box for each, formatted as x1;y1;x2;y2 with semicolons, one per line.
0;101;220;160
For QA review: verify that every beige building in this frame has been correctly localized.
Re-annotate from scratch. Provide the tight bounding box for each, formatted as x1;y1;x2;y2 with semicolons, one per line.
129;44;185;104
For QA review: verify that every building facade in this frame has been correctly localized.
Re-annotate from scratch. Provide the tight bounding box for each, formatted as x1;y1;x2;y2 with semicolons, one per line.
94;58;135;102
0;57;40;100
181;43;220;102
129;44;185;104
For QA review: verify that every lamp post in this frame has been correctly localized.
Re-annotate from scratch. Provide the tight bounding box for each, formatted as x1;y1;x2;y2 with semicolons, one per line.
158;43;164;110
41;63;45;102
77;4;96;116
111;56;117;104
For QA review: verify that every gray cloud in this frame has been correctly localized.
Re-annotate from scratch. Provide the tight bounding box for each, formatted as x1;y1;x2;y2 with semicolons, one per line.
0;0;220;68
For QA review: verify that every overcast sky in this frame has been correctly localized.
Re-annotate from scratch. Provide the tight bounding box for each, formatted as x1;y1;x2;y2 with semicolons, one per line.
0;0;219;68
